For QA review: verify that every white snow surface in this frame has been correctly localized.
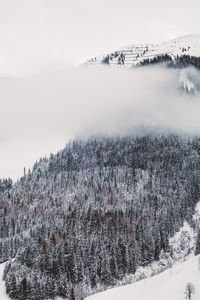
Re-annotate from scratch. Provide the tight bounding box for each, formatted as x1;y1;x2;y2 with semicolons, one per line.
86;255;200;300
87;34;200;66
0;263;10;300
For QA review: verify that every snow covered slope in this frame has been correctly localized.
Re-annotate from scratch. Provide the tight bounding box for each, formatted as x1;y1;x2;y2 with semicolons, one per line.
0;263;9;300
86;255;200;300
86;34;200;67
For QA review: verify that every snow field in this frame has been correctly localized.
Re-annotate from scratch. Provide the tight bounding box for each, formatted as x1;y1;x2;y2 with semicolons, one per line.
86;255;200;300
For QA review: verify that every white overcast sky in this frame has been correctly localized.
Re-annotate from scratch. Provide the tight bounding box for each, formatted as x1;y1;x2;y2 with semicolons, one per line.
0;0;200;181
0;0;200;75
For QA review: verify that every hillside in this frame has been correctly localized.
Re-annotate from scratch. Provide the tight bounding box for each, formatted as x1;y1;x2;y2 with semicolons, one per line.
1;133;200;299
86;34;200;67
86;255;200;300
0;262;64;300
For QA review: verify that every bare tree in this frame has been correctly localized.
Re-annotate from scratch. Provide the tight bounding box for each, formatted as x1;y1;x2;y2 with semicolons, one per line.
185;282;195;300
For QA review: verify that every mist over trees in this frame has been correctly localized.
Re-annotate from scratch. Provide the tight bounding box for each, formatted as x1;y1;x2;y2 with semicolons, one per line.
1;132;200;299
139;54;200;69
100;52;200;71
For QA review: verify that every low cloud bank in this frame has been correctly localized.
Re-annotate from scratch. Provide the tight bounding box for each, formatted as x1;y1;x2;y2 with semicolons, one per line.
0;65;200;179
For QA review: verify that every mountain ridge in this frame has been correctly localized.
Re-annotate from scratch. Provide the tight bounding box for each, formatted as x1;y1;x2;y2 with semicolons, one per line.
86;34;200;67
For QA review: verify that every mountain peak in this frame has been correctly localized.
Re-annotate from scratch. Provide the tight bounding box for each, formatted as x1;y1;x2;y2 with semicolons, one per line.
86;34;200;67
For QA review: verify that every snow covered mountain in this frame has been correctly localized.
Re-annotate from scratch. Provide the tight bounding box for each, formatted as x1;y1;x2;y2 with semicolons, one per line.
86;34;200;94
86;255;200;300
86;34;200;67
2;134;200;300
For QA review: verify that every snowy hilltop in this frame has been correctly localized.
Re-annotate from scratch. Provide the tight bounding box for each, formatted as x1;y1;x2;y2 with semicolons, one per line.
86;34;200;67
86;34;200;94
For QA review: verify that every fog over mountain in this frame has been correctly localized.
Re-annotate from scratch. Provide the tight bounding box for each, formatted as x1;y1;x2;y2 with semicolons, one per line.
2;1;200;300
0;64;200;180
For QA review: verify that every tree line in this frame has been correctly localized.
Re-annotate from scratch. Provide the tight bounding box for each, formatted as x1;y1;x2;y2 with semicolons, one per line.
1;132;200;299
